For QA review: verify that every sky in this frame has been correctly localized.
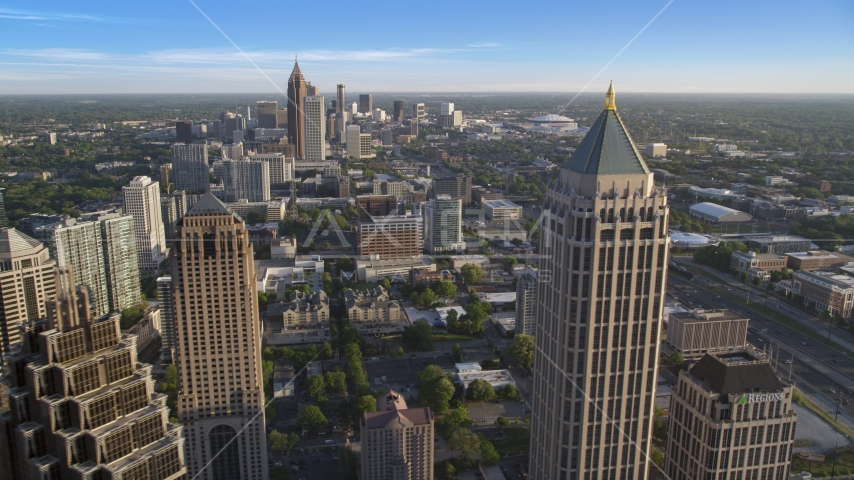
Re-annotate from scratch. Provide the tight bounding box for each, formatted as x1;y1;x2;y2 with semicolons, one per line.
0;0;852;94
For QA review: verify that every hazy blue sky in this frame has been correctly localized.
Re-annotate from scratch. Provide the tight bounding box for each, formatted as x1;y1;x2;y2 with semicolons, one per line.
1;0;852;94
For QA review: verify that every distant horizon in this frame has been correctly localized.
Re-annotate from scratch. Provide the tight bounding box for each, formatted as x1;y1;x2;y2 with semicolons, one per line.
2;92;853;97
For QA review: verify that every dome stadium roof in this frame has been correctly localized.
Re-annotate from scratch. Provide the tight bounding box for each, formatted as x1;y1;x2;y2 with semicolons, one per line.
670;232;711;246
529;114;574;123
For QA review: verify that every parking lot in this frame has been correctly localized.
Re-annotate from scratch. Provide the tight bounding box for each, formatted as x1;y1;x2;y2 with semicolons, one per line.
270;446;343;480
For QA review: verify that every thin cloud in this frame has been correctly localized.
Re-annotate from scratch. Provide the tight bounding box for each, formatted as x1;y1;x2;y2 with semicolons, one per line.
0;8;108;22
467;42;501;48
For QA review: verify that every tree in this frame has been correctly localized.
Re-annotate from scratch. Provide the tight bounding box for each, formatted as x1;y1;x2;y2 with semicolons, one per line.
460;263;483;284
353;395;377;418
324;371;347;394
306;374;325;399
322;241;332;250
451;343;462;362
298;405;328;432
402;319;434;351
448;428;481;460
268;429;287;452
666;352;683;366
752;276;761;286
434;279;457;300
504;256;518;271
286;432;300;453
418;365;455;414
497;384;520;401
466;379;496;402
651;450;664;467
337;255;355;272
509;334;535;369
480;440;500;464
246;210;263;225
441;461;456;480
413;288;438;308
496;416;510;427
380;277;392;290
435;405;474;437
320;342;333;358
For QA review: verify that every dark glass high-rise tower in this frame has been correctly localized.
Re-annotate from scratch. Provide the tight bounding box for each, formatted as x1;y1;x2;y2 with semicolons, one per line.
528;83;670;480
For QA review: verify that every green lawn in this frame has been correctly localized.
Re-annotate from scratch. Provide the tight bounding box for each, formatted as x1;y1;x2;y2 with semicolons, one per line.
492;426;530;456
432;332;481;343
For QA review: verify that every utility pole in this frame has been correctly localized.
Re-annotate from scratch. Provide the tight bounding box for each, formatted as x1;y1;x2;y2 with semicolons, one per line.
788;354;794;382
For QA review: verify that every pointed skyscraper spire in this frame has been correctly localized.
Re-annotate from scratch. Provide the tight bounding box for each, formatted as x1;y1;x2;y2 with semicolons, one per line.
604;80;616;111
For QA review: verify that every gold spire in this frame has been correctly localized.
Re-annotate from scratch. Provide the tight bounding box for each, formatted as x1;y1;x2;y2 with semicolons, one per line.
604;80;616;111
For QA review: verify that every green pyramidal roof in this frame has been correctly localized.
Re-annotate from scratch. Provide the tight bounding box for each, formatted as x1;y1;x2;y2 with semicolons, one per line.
564;108;650;176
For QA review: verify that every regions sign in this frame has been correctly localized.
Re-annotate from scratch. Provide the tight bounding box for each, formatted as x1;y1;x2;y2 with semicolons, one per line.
731;392;784;404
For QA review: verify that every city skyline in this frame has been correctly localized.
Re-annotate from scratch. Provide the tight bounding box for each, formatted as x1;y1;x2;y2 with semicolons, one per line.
0;1;851;94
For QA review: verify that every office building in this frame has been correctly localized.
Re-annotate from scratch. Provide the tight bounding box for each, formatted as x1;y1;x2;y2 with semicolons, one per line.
357;195;399;220
160;163;173;190
171;144;210;193
0;275;187;480
412;102;425;121
665;350;797;480
33;218;111;317
359;214;424;259
171;192;268;480
304;95;327;162
248;153;293;184
123;175;168;272
221;159;271;202
158;275;176;364
440;102;454;116
791;270;854;318
361;390;434;480
666;309;749;359
306;82;320;96
287;59;307;159
256;100;278;128
359;94;372;114
222;143;244;160
381;128;393;146
744;235;812;254
209;119;222;139
176;120;193;143
482;199;523;221
515;270;538;336
337;84;346;113
644;143;667;158
373;179;405;197
99;213;142;313
423;196;464;254
393;100;406;121
410;120;419;136
0;228;56;356
45;131;57;145
433;175;472;207
528;83;669;479
347;125;375;159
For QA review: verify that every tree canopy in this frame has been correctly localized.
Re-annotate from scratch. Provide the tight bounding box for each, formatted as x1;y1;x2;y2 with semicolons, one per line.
466;379;496;402
402;318;434;351
509;334;535;369
460;263;483;284
417;365;455;414
298;405;328;432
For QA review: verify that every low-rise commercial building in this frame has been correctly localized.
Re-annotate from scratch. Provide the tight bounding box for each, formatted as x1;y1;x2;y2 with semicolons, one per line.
745;235;812;254
449;254;490;270
792;270;854;318
730;251;786;283
665;350;797;480
666;309;749;359
356;256;434;282
409;268;454;286
481;199;522;221
454;369;517;392
345;286;402;323
785;251;849;271
690;202;753;223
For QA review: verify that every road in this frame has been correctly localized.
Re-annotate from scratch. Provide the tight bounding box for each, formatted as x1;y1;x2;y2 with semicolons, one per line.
667;273;854;424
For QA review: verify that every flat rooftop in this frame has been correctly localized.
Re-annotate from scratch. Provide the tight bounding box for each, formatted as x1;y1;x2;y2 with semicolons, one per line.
671;309;748;323
482;199;521;209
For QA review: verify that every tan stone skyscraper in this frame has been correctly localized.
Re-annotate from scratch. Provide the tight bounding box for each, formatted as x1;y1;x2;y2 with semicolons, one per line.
528;83;670;480
287;58;307;159
171;192;268;480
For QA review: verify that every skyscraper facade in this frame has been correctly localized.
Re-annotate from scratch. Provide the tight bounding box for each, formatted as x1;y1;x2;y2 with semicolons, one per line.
358;215;424;259
664;350;797;480
256;100;278;129
123;175;168;273
157;275;176;364
221;159;271;202
176;120;193;143
423;196;464;254
359;94;373;114
304;95;327;162
412;103;425;121
361;390;434;480
161;195;179;243
171;144;210;193
433;175;472;207
337;84;346;114
287;60;307;159
393;100;406;122
0;228;56;356
98;212;142;313
33;218;111;317
0;274;187;480
528;84;669;480
171;193;268;480
515;270;538;336
248;153;293;184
